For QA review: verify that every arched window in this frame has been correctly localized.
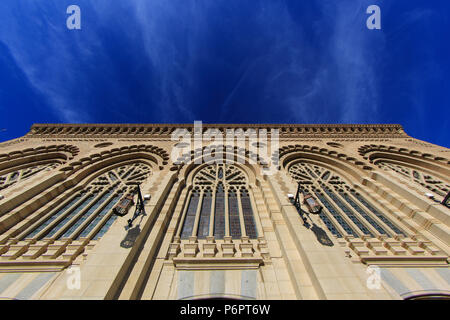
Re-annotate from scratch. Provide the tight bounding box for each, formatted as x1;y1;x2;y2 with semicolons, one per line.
0;145;79;193
288;161;405;239
17;162;151;242
377;161;450;200
0;163;60;191
179;164;258;240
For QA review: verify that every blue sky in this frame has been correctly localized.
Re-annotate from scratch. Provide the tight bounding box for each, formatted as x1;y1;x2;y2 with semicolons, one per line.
0;0;448;147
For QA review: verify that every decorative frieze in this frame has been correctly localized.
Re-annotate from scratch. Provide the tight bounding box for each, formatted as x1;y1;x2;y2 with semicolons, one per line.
27;123;407;139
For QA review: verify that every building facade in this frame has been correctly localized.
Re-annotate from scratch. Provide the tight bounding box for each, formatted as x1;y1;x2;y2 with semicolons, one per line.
0;123;449;300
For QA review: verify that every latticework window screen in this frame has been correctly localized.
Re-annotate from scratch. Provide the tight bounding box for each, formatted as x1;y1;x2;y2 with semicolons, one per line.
180;164;258;239
377;161;449;200
288;162;406;239
21;162;151;242
0;163;60;191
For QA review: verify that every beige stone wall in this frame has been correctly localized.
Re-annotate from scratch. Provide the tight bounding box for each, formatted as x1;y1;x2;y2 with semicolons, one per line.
0;124;448;300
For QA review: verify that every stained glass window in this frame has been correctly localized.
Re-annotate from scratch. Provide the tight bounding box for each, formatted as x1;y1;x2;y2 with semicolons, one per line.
180;164;258;239
377;161;450;201
197;190;212;239
22;162;151;241
288;162;405;238
241;189;258;239
0;163;60;191
228;190;241;239
180;190;200;239
214;184;226;239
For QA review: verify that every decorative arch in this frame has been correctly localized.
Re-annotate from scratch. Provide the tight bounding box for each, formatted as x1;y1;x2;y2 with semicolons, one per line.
278;144;374;179
0;162;60;191
358;144;450;165
0;145;170;270
278;145;447;265
177;162;258;240
279;149;447;264
358;144;450;201
0;144;79;192
61;144;170;177
173;144;268;182
167;150;270;268
376;160;449;200
0;148;164;234
0;157;156;269
0;144;168;216
285;158;406;239
181;157;259;187
61;151;162;189
20;160;152;241
16;160;151;240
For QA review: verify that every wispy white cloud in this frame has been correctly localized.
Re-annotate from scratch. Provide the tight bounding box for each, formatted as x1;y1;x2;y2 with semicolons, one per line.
0;1;383;124
0;0;437;131
125;0;204;122
0;2;93;123
328;1;382;123
255;0;384;124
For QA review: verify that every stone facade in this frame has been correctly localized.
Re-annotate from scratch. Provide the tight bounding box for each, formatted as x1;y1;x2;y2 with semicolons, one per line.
0;123;448;300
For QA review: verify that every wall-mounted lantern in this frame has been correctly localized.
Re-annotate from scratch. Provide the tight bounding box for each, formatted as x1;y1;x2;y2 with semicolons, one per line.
292;181;322;214
113;194;134;217
303;193;322;214
113;185;147;228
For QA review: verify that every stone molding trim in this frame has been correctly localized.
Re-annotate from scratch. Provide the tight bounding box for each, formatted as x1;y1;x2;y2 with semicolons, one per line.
0;145;80;196
0;144;80;165
278;144;374;176
60;144;170;177
172;144;271;175
358;144;450;165
0;138;28;148
26;123;408;139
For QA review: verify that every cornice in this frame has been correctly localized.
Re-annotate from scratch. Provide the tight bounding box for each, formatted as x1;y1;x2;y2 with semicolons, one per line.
27;123;408;139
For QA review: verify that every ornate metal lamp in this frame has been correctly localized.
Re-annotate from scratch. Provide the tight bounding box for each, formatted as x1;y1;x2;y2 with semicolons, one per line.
113;194;134;216
293;181;322;214
113;184;147;227
303;192;322;214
